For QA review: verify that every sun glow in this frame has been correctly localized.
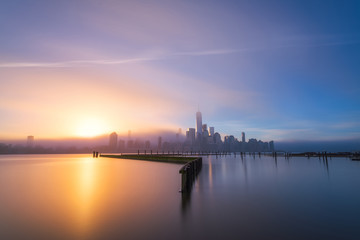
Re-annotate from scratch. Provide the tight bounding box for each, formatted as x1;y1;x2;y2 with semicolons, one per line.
75;118;109;137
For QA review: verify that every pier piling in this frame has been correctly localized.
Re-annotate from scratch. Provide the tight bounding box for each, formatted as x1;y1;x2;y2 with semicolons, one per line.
179;157;202;193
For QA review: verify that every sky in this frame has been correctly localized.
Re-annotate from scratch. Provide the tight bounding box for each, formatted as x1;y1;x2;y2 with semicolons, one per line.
0;0;360;144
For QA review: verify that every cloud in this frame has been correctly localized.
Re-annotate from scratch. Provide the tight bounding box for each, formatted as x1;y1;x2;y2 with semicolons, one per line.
3;34;358;68
0;48;250;68
172;48;249;56
0;58;156;68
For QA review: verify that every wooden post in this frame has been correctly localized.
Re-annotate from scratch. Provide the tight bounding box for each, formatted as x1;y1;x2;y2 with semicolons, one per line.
179;157;203;193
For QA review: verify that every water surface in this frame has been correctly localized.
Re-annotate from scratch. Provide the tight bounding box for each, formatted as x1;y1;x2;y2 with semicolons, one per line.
0;154;359;239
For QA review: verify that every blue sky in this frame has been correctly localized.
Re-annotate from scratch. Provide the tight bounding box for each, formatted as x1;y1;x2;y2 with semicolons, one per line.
0;0;359;142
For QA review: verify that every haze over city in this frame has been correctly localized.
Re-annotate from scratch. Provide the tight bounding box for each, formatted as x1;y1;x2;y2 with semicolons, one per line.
1;0;359;151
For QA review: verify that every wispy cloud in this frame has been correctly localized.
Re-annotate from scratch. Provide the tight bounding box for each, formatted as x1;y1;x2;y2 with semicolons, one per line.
0;58;156;68
172;48;247;56
0;48;251;68
1;36;359;68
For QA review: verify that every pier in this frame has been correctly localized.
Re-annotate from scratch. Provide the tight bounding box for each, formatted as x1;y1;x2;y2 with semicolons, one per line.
179;157;202;193
100;154;202;193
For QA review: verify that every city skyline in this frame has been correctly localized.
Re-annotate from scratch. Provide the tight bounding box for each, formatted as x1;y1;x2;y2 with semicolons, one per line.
0;0;359;144
1;110;277;154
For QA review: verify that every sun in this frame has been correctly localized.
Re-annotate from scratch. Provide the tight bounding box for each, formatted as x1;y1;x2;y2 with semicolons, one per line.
75;118;108;137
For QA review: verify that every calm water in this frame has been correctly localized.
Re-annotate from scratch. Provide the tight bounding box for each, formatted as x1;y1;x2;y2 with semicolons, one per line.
0;154;359;240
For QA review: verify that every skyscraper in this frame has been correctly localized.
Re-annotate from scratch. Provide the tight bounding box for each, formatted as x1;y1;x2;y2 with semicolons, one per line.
187;128;196;144
202;124;207;133
242;132;245;143
209;127;214;136
202;124;209;137
196;111;202;139
109;132;118;152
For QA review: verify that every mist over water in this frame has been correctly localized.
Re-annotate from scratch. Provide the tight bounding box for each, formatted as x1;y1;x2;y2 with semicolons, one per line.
0;154;359;240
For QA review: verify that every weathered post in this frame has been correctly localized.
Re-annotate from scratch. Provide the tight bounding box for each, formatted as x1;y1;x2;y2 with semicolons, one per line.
179;157;203;193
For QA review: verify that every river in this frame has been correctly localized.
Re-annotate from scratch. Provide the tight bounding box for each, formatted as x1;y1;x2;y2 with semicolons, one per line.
0;154;359;239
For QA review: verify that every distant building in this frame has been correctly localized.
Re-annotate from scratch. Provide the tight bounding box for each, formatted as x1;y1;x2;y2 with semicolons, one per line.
213;132;222;144
196;111;202;139
109;132;118;152
248;138;258;152
269;141;275;152
202;124;207;133
209;127;214;136
128;130;131;139
127;140;134;149
145;140;151;149
118;140;125;151
187;128;196;144
242;132;245;143
158;136;162;149
27;136;34;148
224;135;236;152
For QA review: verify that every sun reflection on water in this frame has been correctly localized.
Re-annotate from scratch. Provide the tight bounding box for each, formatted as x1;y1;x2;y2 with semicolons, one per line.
75;158;97;236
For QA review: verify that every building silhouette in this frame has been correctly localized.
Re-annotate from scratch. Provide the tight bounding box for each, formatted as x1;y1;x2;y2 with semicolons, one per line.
196;111;202;140
269;141;275;152
186;128;196;145
109;132;118;152
102;111;274;153
158;136;162;150
27;136;34;148
209;127;214;136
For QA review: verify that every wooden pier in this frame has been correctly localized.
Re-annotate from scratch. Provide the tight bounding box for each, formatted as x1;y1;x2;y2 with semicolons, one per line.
179;157;202;193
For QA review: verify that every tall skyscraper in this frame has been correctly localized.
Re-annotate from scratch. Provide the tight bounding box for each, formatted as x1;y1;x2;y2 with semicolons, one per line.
209;127;214;136
196;111;202;138
27;136;34;148
109;132;118;152
242;132;245;143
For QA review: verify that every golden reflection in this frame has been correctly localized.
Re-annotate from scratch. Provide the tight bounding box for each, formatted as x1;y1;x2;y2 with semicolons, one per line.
72;157;98;238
